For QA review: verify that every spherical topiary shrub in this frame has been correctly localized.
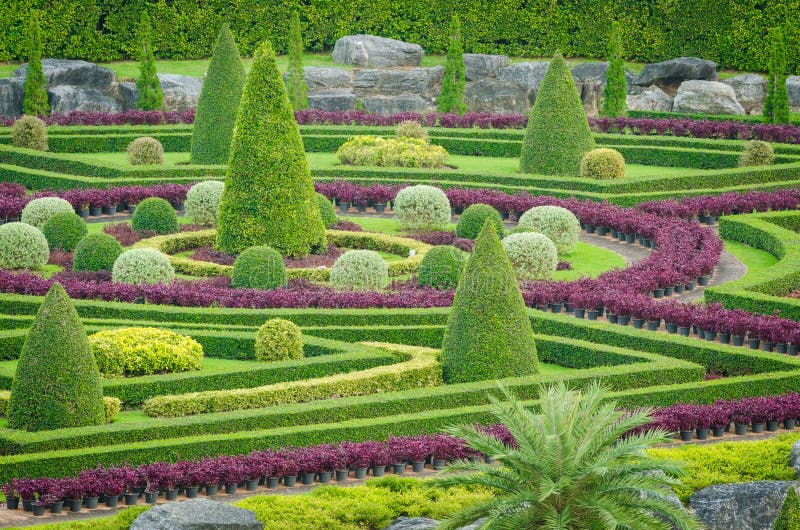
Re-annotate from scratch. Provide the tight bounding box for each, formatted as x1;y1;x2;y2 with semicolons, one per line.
89;327;203;377
255;318;303;362
11;115;48;151
395;120;429;142
0;222;49;270
21;197;74;229
502;232;558;280
518;205;581;256
42;212;87;251
393;185;451;230
73;233;124;272
580;148;626;180
417;245;465;289
127;136;164;165
316;193;338;228
456;203;504;239
185;180;225;226
330;250;389;291
231;246;287;290
739;140;775;167
131;197;179;235
112;248;175;285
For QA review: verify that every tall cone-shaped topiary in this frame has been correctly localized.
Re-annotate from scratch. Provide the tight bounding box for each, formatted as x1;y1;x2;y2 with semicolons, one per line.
519;53;595;176
190;24;246;164
22;11;49;117
441;219;539;383
8;283;105;431
437;14;467;115
773;486;800;530
135;10;163;111
286;13;309;111
764;28;790;125
216;41;326;257
601;22;627;118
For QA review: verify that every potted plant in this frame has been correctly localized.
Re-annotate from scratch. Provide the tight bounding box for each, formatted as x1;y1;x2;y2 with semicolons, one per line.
77;470;102;509
342;441;372;480
369;185;394;215
60;477;84;513
334;181;357;213
730;402;751;435
2;481;19;510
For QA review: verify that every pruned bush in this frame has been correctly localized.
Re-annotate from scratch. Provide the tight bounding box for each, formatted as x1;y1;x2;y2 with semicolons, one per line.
21;196;74;229
502;232;558;280
518;205;581;255
395;120;429;142
336;136;447;168
231;246;287;290
317;192;338;228
73;233;123;272
330;250;388;291
127;136;164;165
112;248;175;285
456;203;504;239
185;180;225;226
580;148;626;180
131;197;179;234
418;245;465;289
739;140;775;167
0;222;49;270
255;318;303;362
11;115;47;150
774;486;800;530
89;327;203;377
393;185;451;230
42;211;87;251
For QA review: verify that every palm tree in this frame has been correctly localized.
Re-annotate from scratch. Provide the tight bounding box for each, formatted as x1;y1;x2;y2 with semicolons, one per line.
430;382;699;530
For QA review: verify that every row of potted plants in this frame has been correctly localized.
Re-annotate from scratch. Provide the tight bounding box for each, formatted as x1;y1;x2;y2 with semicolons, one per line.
637;190;800;221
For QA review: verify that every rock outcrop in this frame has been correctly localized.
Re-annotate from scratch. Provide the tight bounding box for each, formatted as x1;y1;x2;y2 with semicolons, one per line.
332;35;424;68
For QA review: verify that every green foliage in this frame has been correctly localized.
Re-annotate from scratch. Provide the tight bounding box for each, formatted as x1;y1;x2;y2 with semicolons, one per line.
8;283;104;431
190;24;246;165
21;197;74;230
286;13;308;111
774;486;800;530
396;120;429;142
765;28;790;125
440;220;539;383
5;506;149;529
418;245;465;289
72;234;123;272
581;147;626;179
0;222;49;270
184;180;225;226
0;391;120;424
135;10;163;111
11;115;47;151
21;11;49;117
216;41;326;257
455;203;504;239
601;22;627;118
519;53;595;176
255;318;303;362
111;248;175;285
393;185;451;230
42;212;87;251
502;232;558;280
126;137;164;165
330;250;389;291
231;246;287;290
336;136;448;168
89;327;203;377
437;14;467;115
131;197;179;234
740;140;775;167
316;193;338;228
518;205;581;256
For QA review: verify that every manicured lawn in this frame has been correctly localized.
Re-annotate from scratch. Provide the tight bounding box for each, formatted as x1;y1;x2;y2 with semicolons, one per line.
554;241;625;280
723;240;778;283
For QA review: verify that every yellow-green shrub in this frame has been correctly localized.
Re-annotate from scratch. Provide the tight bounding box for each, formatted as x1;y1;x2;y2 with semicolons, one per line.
336;136;448;169
395;120;429;142
0;390;120;423
580;148;626;180
88;327;203;377
739;140;775;167
255;318;303;362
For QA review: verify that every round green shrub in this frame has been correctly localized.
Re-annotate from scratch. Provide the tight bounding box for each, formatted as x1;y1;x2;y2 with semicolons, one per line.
739;140;775;167
21;197;74;229
231;246;287;289
456;203;504;239
395;120;429;142
330;250;389;291
185;180;225;226
518;205;581;256
73;233;123;272
393;185;451;230
0;222;49;270
127;136;164;165
417;245;465;289
502;232;558;280
255;318;303;362
42;211;87;251
580;148;626;180
89;327;203;377
112;248;175;285
131;197;179;235
11;115;47;151
316;193;338;228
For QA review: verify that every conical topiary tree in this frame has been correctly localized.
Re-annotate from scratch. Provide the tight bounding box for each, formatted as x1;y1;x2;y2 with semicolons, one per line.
286;13;308;111
437;14;467;115
773;486;800;530
441;219;539;383
22;11;49;117
764;28;790;125
519;52;595;176
190;24;246;165
601;22;627;118
216;41;326;257
8;283;105;431
136;10;163;111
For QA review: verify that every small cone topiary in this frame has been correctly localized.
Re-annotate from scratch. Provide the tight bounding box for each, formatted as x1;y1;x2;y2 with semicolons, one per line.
441;219;539;383
22;11;49;117
8;283;105;431
286;13;309;111
773;486;800;530
135;10;163;111
437;14;467;115
601;22;627;118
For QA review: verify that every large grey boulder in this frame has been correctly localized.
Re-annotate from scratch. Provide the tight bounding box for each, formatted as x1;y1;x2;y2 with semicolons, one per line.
570;62;637;91
786;76;800;110
157;74;202;112
463;54;509;81
353;67;443;98
689;481;795;530
635;57;719;94
496;61;549;103
383;517;440;530
673;80;745;115
308;90;357;111
363;95;429;114
47;85;123;114
117;82;139;110
0;78;23;117
130;498;263;530
14;59;115;90
627;86;674;111
303;67;352;89
465;79;529;114
724;74;767;115
333;35;424;68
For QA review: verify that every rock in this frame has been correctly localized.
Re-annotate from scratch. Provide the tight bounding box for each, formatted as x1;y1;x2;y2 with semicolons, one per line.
627;86;674;111
14;59;115;90
130;498;263;530
789;438;800;476
463;53;509;81
570;62;637;89
724;74;767;115
689;481;795;530
382;516;440;530
465;79;529;114
47;85;123;114
117;82;139;110
353;67;443;99
157;73;202;112
496;61;549;103
635;57;719;95
333;35;424;68
362;95;430;114
786;76;800;110
308;90;357;111
673;80;745;115
303;67;352;90
0;78;23;117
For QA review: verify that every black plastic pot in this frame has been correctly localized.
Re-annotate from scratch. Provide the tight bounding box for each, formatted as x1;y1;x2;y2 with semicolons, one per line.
32;503;46;516
165;489;179;501
617;315;631;326
704;331;717;341
68;498;82;512
674;284;685;294
610;229;619;238
432;459;448;470
607;313;618;324
224;483;238;494
776;343;788;354
646;320;661;331
5;497;18;510
574;308;585;319
652;288;664;298
319;472;332;484
283;475;298;487
245;478;259;491
102;204;117;215
625;233;635;243
665;323;678;334
767;420;780;432
124;492;138;505
550;303;562;313
732;335;744;346
338;202;351;213
89;205;103;216
696;428;710;440
678;326;690;337
632;318;644;329
585;225;596;234
185;486;199;498
664;286;675;296
734;423;748;435
301;473;315;485
679;430;693;441
596;227;609;236
353;468;368;479
761;341;774;352
718;333;730;344
748;338;760;349
105;495;119;508
712;426;726;437
77;207;89;218
751;422;765;433
698;275;711;286
587;310;598;321
411;461;425;472
22;499;32;512
687;280;697;290
266;477;279;489
374;203;386;214
372;465;386;477
789;345;800;356
85;496;99;509
145;491;159;504
785;419;797;430
392;463;407;475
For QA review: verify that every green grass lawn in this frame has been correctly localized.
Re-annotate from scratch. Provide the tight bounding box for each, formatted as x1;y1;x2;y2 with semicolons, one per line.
553;241;625;280
723;240;778;283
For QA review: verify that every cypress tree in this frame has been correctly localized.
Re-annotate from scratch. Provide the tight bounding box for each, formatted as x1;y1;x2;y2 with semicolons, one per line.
286;13;309;111
519;52;595;176
773;486;800;530
8;283;105;431
22;11;49;117
437;14;467;115
216;41;326;257
441;219;539;384
601;22;627;118
764;28;790;125
135;10;163;111
190;24;246;165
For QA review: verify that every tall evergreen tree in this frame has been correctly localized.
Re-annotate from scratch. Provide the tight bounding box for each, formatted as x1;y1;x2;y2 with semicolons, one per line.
773;486;800;530
135;10;163;111
22;11;49;117
286;13;308;111
601;22;627;118
764;28;790;125
437;14;467;115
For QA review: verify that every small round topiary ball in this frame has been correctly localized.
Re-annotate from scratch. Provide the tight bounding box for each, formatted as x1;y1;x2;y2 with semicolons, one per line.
739;140;775;167
316;193;338;228
580;148;626;180
255;318;303;362
73;233;124;272
0;222;49;270
518;205;581;256
393;185;451;230
21;197;75;229
112;248;175;285
185;180;225;226
127;137;165;165
330;250;389;291
42;211;88;251
417;245;465;289
231;246;287;290
131;197;179;235
456;203;504;239
395;120;429;142
12;115;48;151
502;232;558;280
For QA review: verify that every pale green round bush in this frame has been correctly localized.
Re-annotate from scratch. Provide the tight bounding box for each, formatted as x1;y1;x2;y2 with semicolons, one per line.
0;222;49;270
255;318;303;362
329;250;388;291
12;115;47;151
112;248;175;285
127;137;164;165
21;197;75;229
739;140;775;167
395;120;429;142
502;232;558;280
393;185;451;230
580;148;625;180
518;205;581;256
185;180;225;226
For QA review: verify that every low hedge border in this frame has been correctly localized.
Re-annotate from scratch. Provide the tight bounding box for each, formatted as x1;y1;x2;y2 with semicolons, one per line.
0;392;120;423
